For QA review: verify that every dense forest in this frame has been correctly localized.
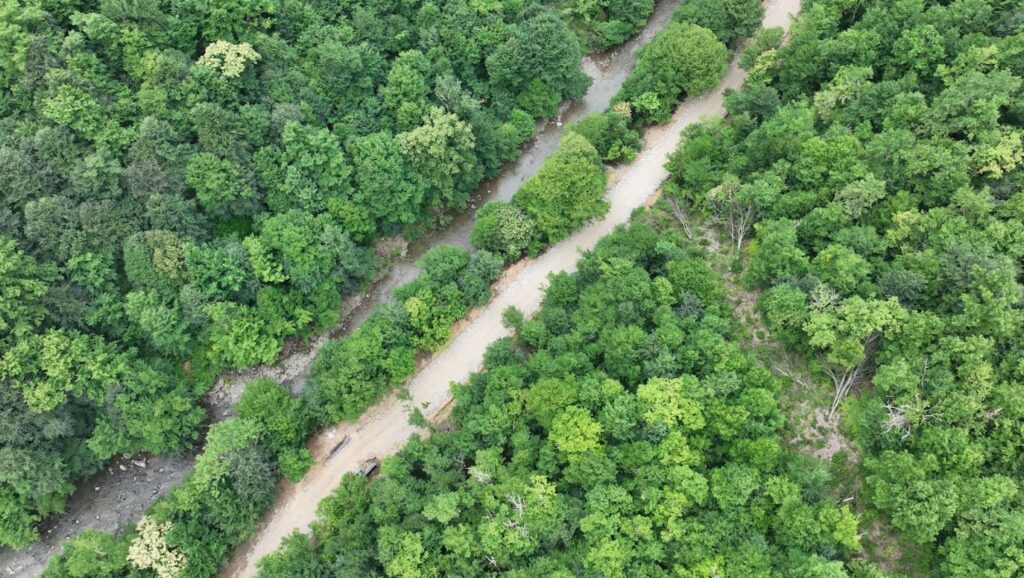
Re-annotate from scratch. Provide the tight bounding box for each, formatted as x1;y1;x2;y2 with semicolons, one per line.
11;0;1024;576
0;0;665;552
257;220;873;577
667;0;1024;574
251;0;1024;575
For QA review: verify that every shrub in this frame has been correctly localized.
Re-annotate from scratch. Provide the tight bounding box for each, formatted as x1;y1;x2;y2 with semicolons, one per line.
568;109;642;163
42;530;132;578
512;132;608;243
470;201;538;262
238;378;313;482
673;0;764;45
614;22;729;125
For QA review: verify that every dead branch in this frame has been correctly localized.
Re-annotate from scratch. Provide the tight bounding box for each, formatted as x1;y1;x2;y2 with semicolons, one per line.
984;408;1003;420
469;466;492;484
666;196;696;240
825;361;867;418
882;402;910;439
707;177;757;254
768;348;812;390
825;333;881;418
506;494;526;517
882;394;942;439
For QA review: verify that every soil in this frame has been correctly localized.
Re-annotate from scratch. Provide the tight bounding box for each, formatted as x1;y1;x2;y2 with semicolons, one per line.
224;2;802;576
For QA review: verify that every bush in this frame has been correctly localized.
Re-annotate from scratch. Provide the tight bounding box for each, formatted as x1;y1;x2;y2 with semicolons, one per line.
238;378;313;482
673;0;764;45
569;0;656;50
141;419;279;576
305;304;417;424
42;530;132;578
396;246;503;349
512;132;608;243
255;533;328;577
470;201;538;262
496;109;537;164
614;22;729;125
745;219;810;288
307;245;504;424
740;26;785;71
568;109;642;163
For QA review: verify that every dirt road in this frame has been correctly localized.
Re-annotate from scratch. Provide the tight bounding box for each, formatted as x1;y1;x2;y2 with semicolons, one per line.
225;1;800;575
0;4;683;577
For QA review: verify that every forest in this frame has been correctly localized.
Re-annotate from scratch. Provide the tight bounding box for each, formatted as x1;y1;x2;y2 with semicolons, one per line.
18;0;777;573
6;0;1024;576
665;0;1024;575
256;0;1022;575
0;0;662;554
29;0;769;573
257;220;869;577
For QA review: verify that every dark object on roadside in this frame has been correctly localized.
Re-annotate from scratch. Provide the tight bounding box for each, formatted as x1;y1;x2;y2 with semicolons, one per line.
325;435;351;462
358;458;380;478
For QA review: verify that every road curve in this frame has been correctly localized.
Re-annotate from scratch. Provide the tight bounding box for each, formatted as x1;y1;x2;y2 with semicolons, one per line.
225;1;801;575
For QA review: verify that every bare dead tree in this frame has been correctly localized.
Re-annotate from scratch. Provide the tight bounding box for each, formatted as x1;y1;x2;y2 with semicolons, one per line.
469;466;492;484
825;360;870;419
707;176;757;254
882;403;910;438
506;494;526;517
883;394;942;440
881;358;942;438
824;333;881;418
665;196;696;240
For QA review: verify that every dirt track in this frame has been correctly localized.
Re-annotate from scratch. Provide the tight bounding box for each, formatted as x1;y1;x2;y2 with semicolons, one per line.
0;4;685;577
225;1;800;575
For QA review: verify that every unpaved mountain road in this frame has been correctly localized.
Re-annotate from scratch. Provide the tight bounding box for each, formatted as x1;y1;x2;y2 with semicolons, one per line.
0;3;682;577
225;1;800;575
